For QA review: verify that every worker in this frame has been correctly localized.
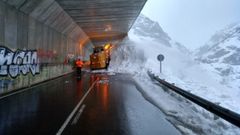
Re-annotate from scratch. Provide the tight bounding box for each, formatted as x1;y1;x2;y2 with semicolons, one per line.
75;58;83;76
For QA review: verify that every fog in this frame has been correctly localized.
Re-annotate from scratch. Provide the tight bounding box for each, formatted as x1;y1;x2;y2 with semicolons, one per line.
141;0;240;50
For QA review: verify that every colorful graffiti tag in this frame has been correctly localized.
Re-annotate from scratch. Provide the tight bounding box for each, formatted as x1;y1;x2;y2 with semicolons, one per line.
0;46;40;78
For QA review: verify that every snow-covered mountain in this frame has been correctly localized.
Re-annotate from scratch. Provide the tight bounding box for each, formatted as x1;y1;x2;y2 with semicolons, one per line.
109;14;240;134
131;14;190;54
132;14;172;47
196;23;240;88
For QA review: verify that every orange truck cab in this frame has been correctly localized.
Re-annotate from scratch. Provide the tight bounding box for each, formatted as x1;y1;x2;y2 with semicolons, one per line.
90;44;111;70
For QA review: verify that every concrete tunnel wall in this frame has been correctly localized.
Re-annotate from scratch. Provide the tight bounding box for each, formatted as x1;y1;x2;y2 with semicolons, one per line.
0;0;93;94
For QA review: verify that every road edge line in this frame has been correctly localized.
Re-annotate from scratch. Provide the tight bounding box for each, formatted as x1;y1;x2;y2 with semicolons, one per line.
0;71;74;100
71;104;86;125
56;79;98;135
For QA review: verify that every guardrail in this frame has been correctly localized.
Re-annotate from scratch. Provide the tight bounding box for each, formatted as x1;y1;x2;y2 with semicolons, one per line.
148;71;240;128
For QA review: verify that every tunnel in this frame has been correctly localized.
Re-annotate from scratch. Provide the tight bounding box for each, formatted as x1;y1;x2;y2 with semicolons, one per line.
0;0;147;94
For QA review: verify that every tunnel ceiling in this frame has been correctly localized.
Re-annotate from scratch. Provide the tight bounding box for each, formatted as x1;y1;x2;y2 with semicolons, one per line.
56;0;147;43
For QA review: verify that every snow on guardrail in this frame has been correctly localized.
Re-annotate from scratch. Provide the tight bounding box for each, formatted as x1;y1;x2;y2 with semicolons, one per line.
147;71;240;128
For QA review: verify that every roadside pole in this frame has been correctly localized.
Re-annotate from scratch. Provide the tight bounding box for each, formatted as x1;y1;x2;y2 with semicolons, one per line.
157;54;164;74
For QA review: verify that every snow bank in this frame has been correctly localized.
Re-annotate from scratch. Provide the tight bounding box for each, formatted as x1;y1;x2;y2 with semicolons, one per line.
134;73;240;135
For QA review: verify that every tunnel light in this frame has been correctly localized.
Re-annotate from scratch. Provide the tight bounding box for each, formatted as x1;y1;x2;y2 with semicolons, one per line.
104;25;112;32
104;44;111;50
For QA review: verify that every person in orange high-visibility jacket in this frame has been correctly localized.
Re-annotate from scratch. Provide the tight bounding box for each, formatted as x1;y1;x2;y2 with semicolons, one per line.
75;59;83;76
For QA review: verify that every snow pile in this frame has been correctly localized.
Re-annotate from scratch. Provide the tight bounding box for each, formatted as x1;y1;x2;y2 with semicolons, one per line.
109;14;240;134
108;37;146;74
135;74;240;135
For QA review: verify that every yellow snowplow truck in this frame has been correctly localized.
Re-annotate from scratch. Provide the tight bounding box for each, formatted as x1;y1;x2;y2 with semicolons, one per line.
90;44;111;70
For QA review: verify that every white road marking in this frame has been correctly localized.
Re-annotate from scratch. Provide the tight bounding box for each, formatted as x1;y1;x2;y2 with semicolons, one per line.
0;73;73;100
71;104;86;125
0;88;31;100
0;79;56;100
56;79;98;135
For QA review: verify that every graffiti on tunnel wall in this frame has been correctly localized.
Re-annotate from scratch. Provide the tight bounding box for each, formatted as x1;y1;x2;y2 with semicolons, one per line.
0;46;40;78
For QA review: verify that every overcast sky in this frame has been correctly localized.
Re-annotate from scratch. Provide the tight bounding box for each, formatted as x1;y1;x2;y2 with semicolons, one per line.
141;0;240;50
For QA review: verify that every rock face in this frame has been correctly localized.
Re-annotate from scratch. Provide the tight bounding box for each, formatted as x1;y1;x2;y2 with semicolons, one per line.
196;23;240;87
131;14;190;54
132;14;172;47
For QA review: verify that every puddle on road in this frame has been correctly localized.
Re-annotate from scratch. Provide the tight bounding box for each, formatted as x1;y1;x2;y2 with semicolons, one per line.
88;70;116;76
107;72;116;76
65;81;69;83
98;79;109;84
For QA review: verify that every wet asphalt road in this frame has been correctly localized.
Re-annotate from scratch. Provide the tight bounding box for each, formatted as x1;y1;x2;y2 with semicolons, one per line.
0;72;181;135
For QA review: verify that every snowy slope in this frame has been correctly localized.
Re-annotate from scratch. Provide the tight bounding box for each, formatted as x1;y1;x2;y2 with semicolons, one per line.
109;14;240;134
110;14;236;110
196;23;240;90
